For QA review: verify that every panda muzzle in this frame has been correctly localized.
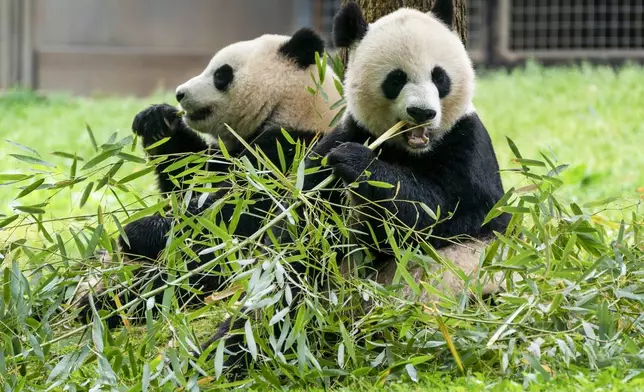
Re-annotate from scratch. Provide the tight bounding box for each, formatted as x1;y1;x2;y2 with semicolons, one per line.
405;127;431;148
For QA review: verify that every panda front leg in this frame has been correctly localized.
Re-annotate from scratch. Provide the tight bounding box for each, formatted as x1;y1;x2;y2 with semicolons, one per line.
325;142;483;248
75;106;226;326
132;103;212;194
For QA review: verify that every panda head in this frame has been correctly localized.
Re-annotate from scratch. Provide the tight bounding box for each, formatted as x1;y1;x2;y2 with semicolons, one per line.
175;28;339;147
334;1;475;154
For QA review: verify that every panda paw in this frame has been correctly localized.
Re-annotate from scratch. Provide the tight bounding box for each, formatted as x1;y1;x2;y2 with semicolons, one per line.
327;142;374;184
132;104;183;150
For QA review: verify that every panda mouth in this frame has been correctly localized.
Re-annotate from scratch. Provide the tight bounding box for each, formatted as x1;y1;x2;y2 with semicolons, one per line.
185;107;212;122
402;123;432;149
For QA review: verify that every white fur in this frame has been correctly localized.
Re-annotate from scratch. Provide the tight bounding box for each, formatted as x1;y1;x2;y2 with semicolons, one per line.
344;8;475;153
71;250;111;306
372;240;503;303
176;34;341;149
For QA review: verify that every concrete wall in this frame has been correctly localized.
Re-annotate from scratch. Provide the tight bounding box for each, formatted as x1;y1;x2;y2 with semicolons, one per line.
3;0;300;96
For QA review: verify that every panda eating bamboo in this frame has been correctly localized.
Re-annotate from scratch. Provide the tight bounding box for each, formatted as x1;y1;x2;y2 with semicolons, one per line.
306;0;511;300
74;28;342;327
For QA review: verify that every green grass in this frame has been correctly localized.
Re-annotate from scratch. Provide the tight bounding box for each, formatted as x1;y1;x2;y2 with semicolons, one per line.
0;89;168;210
1;64;643;390
476;63;644;203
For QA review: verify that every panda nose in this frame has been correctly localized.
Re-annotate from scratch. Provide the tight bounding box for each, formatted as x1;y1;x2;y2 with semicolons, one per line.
406;107;436;124
175;91;186;103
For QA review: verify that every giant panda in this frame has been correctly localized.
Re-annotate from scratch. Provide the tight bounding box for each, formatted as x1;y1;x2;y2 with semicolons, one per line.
203;0;510;376
304;0;511;301
74;28;342;327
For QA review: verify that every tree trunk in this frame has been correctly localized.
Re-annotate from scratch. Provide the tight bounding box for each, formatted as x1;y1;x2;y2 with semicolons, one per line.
341;0;467;43
339;0;467;67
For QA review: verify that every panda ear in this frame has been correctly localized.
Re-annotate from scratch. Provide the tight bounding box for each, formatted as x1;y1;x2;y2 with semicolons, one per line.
333;1;368;48
279;28;325;68
430;0;454;29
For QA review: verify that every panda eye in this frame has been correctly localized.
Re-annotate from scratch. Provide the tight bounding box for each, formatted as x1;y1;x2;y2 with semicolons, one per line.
431;66;451;99
381;69;408;100
214;64;234;91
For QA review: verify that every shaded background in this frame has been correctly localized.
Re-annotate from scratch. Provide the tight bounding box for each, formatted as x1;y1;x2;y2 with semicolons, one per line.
1;0;643;96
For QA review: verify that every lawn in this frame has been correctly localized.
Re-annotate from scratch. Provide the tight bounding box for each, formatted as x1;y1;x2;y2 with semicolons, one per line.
0;63;643;390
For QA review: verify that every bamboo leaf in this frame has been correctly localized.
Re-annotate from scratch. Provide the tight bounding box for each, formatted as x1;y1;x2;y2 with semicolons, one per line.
81;150;119;171
70;154;78;181
245;320;258;360
113;215;130;248
214;339;225;380
269;307;289;326
330;97;345;110
79;182;94;208
144;136;171;152
506;136;523;159
84;224;103;259
329;106;346;128
0;215;19;229
482;187;515;226
9;154;55;168
405;364;418;382
295;160;306;191
117;152;146;164
435;311;464;375
16;178;44;199
280;128;295;145
0;173;32;183
14;205;46;215
366;180;394;189
6;140;40;156
86;123;98;152
116;166;156;185
512;158;546;167
52;151;85;161
339;322;356;366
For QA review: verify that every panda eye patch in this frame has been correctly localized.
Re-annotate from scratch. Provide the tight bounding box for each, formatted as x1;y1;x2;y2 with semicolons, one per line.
381;69;408;100
214;64;234;91
431;66;451;99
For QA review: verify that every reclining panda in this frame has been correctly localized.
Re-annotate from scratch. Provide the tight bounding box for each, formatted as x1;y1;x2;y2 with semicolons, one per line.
205;0;510;374
75;28;341;326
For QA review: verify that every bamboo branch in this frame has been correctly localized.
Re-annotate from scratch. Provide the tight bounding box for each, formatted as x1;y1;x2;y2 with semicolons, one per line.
10;120;408;360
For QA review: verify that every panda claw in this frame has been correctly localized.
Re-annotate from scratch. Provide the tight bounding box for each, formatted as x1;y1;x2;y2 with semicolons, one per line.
132;104;181;147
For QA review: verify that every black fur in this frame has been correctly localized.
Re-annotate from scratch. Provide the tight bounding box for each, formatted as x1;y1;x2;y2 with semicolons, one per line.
382;69;408;100
431;0;454;29
431;66;451;99
214;64;234;91
333;1;368;48
278;28;325;68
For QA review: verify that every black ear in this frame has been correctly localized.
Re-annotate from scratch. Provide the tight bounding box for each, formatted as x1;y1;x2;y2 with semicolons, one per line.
279;27;325;68
333;1;368;48
431;0;454;29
